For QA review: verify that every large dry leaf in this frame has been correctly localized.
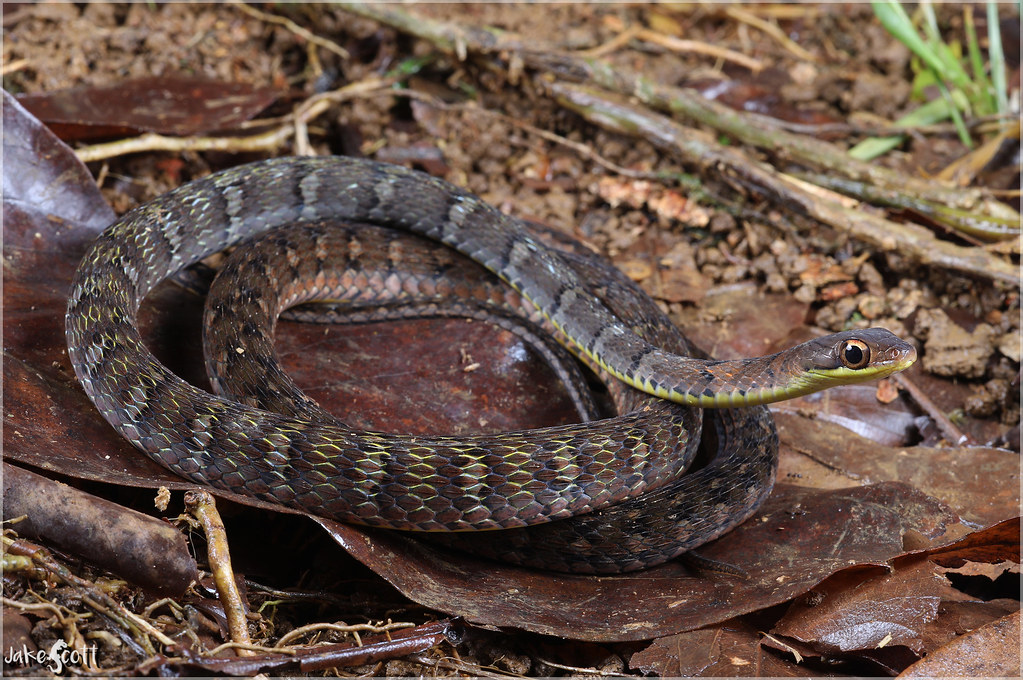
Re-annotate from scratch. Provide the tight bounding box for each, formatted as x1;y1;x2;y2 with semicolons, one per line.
317;482;970;641
4;87;1015;644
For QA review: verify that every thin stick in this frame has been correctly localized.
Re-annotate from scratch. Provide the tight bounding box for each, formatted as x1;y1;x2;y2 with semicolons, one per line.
74;77;393;163
892;373;971;446
723;6;818;62
636;28;765;72
1;58;29;75
228;1;349;60
75;127;294;164
277;620;415;647
579;25;765;72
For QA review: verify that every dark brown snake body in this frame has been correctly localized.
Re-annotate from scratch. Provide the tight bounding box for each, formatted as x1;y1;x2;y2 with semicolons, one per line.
65;156;916;572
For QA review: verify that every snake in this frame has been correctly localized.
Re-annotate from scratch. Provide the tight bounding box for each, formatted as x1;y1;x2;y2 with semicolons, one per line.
65;156;917;572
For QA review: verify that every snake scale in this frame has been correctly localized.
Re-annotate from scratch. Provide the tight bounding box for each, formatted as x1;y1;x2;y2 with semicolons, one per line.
65;156;917;572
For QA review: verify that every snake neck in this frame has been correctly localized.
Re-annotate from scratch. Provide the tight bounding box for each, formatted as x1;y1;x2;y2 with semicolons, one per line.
610;353;801;407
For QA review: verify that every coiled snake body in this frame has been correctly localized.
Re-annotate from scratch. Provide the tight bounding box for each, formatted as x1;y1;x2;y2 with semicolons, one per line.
65;156;916;572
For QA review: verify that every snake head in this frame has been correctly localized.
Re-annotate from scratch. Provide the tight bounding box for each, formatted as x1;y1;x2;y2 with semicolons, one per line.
805;327;917;386
658;327;918;407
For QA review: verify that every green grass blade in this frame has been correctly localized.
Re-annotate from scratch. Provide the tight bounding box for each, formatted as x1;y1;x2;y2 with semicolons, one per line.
986;2;1009;113
935;79;972;147
873;1;948;78
963;7;998;114
919;1;972;89
847;97;955;160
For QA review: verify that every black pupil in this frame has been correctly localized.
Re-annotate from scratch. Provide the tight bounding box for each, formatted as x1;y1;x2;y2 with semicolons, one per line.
844;343;865;366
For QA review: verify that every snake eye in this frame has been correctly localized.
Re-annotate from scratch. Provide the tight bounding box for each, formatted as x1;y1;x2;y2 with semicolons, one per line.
840;339;870;369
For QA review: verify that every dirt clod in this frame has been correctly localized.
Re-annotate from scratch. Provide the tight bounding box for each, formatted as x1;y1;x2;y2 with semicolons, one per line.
914;308;997;380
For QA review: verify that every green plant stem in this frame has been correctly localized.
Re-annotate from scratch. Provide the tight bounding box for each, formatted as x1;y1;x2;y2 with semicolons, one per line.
794;172;1021;242
548;82;1018;285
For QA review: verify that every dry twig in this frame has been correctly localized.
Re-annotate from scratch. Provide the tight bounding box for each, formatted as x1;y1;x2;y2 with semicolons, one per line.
185;491;252;655
276;620;415;647
340;3;1019;228
3;535;178;655
579;24;764;72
